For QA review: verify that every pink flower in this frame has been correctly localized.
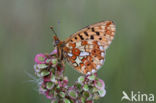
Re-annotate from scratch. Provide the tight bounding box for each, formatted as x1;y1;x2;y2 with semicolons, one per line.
63;79;68;87
58;81;62;87
43;72;52;82
34;49;107;102
86;100;93;103
50;49;57;55
99;89;106;97
34;53;46;64
95;79;105;90
45;91;53;99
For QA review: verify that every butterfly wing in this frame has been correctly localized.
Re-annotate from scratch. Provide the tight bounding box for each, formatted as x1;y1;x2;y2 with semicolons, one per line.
63;21;116;74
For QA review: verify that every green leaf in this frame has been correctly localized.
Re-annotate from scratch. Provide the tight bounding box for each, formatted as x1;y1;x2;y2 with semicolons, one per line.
92;87;98;93
83;91;90;98
37;64;48;69
51;100;57;103
80;97;85;103
83;84;89;91
50;75;56;82
88;75;96;80
60;92;65;98
97;81;102;87
93;93;100;100
98;89;106;97
75;83;82;90
68;90;77;99
52;59;57;64
46;82;53;89
40;70;50;77
78;76;85;84
64;98;71;103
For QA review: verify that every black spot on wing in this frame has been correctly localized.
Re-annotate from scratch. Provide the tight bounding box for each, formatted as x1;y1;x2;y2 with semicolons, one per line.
92;28;95;32
84;31;89;36
75;37;77;40
78;34;84;40
99;37;102;40
96;32;100;36
90;35;94;40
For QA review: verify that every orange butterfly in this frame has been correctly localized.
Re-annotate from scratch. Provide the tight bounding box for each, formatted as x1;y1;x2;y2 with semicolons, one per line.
52;21;116;75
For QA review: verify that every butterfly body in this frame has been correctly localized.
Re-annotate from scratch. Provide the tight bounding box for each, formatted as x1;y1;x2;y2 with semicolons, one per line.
53;21;116;75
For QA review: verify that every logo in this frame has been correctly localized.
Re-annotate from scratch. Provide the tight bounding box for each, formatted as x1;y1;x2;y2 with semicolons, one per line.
121;91;154;102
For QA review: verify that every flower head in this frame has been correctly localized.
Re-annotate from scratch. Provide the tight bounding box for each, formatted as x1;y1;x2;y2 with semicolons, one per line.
34;49;106;102
34;53;46;64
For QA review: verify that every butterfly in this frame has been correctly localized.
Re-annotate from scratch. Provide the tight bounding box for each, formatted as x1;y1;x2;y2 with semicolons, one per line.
52;21;116;75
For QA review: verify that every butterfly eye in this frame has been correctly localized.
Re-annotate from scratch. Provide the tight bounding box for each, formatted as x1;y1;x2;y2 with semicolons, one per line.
55;40;60;45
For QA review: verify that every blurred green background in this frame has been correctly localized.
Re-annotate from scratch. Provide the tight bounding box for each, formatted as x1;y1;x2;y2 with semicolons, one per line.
0;0;156;103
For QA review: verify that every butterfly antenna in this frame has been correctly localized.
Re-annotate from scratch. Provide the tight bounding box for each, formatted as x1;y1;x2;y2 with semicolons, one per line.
50;26;58;37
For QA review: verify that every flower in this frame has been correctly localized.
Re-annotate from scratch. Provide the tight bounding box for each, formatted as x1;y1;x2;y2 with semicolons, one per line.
98;89;106;97
34;53;46;64
34;49;106;103
95;79;105;90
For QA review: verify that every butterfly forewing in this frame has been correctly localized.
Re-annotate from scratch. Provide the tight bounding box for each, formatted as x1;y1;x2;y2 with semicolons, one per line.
63;21;116;74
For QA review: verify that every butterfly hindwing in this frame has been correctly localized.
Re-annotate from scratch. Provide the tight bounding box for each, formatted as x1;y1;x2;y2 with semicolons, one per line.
64;40;106;74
